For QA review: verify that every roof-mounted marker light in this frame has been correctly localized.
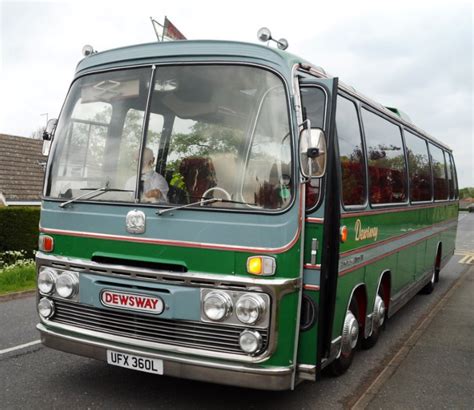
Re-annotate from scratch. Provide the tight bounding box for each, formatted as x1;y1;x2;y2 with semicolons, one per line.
82;44;96;57
257;27;289;50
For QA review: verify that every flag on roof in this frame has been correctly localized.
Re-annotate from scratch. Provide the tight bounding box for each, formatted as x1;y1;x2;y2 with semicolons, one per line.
163;17;186;40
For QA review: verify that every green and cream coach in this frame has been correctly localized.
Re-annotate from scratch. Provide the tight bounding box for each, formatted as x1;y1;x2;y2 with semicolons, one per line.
36;29;458;390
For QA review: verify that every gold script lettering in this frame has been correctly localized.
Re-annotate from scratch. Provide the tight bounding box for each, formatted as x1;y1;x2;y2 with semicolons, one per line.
354;219;378;242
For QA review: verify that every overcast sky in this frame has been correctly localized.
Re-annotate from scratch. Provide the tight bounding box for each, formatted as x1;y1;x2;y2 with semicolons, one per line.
0;0;472;187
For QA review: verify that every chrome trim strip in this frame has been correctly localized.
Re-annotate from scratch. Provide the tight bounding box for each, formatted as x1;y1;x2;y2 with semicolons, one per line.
304;264;321;270
290;64;306;390
342;201;457;219
341;217;456;258
41;317;267;363
338;219;457;275
38;323;293;390
134;65;156;202
36;253;300;363
36;253;299;294
39;225;301;255
296;364;316;381
324;336;342;366
303;284;320;291
306;217;324;223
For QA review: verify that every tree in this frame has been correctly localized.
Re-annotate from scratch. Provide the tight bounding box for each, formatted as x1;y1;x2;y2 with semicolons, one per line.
30;126;45;140
459;187;474;199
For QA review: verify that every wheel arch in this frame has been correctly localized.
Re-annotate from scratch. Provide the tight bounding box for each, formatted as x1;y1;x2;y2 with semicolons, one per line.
344;283;368;332
375;269;391;313
435;241;443;282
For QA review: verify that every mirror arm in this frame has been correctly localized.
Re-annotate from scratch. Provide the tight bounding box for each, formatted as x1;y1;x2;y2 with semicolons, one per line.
300;118;311;131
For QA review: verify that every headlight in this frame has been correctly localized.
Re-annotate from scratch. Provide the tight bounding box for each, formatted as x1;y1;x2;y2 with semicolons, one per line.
239;330;262;354
235;294;266;325
38;268;57;294
56;272;79;298
203;291;233;321
38;297;55;319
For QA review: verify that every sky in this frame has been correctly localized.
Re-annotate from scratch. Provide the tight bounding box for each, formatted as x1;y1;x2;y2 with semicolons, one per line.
0;0;472;187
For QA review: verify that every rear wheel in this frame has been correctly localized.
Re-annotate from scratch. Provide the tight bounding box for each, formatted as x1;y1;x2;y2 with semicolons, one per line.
421;270;436;294
327;299;359;376
434;250;441;283
421;251;440;294
362;288;386;350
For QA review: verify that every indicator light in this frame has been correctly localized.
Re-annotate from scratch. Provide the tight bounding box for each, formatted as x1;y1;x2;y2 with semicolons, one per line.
340;226;348;243
39;235;54;252
246;256;276;276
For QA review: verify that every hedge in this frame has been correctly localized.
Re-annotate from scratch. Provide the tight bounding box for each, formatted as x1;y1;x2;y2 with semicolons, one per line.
0;207;40;258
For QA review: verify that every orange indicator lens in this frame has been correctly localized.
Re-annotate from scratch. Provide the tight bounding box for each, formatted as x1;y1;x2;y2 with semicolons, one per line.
247;257;263;275
340;226;348;243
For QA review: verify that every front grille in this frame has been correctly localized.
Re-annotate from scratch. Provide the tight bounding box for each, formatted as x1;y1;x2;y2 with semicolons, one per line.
51;299;269;355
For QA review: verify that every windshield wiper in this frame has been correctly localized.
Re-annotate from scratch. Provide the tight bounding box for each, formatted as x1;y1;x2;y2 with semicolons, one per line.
157;198;221;216
157;198;258;216
59;182;133;208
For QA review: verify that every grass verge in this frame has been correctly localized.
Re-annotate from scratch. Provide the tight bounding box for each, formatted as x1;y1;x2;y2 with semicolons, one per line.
0;262;36;296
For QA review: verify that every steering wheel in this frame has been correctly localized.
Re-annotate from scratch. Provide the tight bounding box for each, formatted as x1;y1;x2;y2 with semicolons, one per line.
200;187;232;205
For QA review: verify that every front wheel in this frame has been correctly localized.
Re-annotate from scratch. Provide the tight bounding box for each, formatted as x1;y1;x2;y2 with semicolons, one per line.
326;300;359;376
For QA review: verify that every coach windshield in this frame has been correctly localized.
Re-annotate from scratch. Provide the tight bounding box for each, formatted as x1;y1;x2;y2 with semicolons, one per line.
46;65;293;211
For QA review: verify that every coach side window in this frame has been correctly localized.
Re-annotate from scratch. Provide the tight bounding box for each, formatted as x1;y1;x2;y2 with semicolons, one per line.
446;152;456;199
429;144;448;200
449;153;459;199
361;109;407;204
336;96;366;206
404;131;432;202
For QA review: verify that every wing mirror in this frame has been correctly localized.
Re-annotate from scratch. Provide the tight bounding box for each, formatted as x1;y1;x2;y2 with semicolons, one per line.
299;122;327;178
42;118;57;156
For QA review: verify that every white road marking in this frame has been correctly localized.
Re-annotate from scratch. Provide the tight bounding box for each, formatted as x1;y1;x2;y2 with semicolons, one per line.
455;251;474;264
0;340;41;355
459;255;474;264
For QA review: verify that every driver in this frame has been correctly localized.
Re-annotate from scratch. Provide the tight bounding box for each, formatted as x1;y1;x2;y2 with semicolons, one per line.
126;147;169;203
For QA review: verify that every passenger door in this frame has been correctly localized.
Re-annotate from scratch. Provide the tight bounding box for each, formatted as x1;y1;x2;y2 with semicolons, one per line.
296;75;340;379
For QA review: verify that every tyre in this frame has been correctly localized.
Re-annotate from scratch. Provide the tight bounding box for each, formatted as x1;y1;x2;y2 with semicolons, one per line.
326;299;359;376
420;270;436;294
362;288;386;349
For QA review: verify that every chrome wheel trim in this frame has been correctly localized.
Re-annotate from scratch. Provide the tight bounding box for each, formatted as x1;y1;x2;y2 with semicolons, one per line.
374;295;386;328
341;310;359;355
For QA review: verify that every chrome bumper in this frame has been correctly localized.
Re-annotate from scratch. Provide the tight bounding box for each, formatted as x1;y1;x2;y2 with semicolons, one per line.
37;323;294;391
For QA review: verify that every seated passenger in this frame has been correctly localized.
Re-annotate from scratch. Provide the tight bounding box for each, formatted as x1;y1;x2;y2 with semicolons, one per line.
126;147;169;203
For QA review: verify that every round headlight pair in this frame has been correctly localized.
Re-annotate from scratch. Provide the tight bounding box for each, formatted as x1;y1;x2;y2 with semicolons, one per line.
38;268;78;299
203;291;266;325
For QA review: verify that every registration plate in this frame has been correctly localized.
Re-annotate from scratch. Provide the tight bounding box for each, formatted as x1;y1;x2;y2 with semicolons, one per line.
106;350;163;375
